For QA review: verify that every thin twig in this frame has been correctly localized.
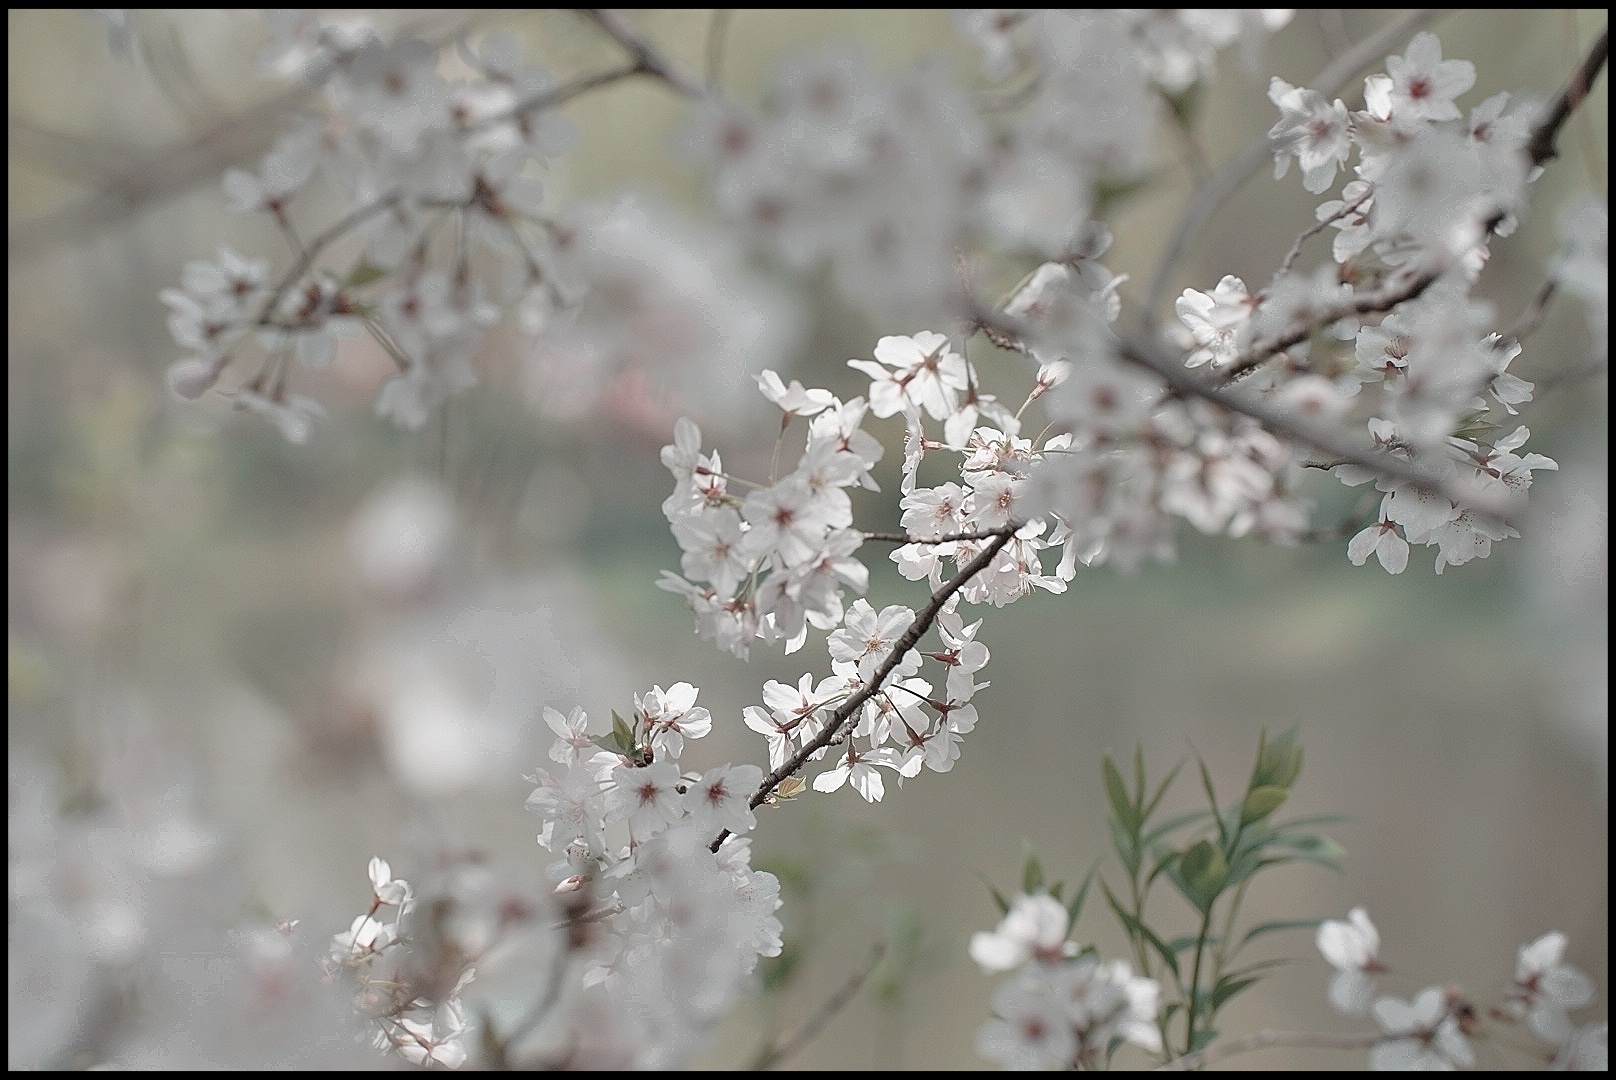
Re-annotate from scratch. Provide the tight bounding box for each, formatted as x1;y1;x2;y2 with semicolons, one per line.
862;528;1015;545
711;527;1018;853
749;942;887;1070
706;9;732;92
1504;277;1559;346
1273;185;1372;282
1135;10;1444;335
1156;1028;1384;1070
577;9;706;100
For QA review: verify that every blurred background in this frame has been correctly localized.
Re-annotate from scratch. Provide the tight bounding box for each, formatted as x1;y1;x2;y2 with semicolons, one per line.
9;9;1607;1070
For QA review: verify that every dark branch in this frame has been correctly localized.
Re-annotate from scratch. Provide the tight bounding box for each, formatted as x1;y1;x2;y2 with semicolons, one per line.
711;527;1018;852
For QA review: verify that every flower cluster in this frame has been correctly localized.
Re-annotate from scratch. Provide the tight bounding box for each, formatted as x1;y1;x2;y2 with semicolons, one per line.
1162;31;1586;574
970;893;1163;1069
1316;908;1604;1070
519;693;784;1067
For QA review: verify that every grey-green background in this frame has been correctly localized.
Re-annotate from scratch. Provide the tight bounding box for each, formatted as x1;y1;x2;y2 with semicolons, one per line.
9;10;1606;1070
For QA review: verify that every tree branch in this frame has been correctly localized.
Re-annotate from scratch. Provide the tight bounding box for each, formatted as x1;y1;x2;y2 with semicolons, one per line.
1525;25;1609;167
1156;1028;1384;1071
711;527;1018;852
576;9;707;100
748;942;887;1070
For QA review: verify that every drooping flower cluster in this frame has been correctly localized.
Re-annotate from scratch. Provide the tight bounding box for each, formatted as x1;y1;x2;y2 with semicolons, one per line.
161;14;799;441
1162;31;1576;575
1315;908;1604;1071
519;692;784;1067
970;892;1163;1069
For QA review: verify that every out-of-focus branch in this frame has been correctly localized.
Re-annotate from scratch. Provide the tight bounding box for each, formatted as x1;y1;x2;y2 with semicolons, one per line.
576;9;706;100
1135;10;1443;335
9;89;305;258
1525;25;1608;166
1156;1029;1383;1071
748;942;887;1070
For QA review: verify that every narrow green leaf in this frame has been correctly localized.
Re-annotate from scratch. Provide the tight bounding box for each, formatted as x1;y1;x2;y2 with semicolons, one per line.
1066;859;1102;928
1133;744;1147;809
1268;832;1347;860
1141;808;1213;848
1100;880;1180;979
1188;1028;1219;1053
979;873;1011;916
1211;975;1260;1011
1274;813;1353;829
1021;843;1044;895
1195;758;1226;846
1146;848;1182;889
1239;784;1289;826
1238;917;1324;950
1109;814;1140;878
1104;757;1138;835
1142;759;1187;823
1165;934;1212;957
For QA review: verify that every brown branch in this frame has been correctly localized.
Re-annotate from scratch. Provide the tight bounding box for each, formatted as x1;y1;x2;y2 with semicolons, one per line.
1156;1028;1384;1071
711;527;1018;853
862;528;1012;545
576;9;706;100
748;942;887;1070
1525;25;1609;167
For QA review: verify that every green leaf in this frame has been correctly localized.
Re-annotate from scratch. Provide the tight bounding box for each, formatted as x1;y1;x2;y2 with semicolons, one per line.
1239;785;1289;826
1146;847;1182;889
981;873;1011;916
1133;744;1146;809
1165;934;1211;958
1100;880;1180;979
1238;917;1324;950
1142;759;1187;823
1109;813;1140;877
1188;1028;1219;1053
1178;840;1228;913
1253;727;1304;789
1021;843;1044;895
1273;812;1353;830
1195;758;1226;846
1104;756;1138;835
1141;808;1213;848
1268;832;1347;860
1211;974;1260;1011
1066;859;1102;928
343;261;390;289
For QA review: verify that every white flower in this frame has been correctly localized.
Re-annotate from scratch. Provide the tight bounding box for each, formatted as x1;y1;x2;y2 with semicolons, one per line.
848;331;970;420
828;599;919;683
970;892;1075;972
1504;931;1596;1045
368;857;413;910
1370;987;1474;1070
1384;32;1475;123
756;369;835;417
606;760;686;838
684;762;764;835
976;969;1078;1069
1316;907;1383;1014
1348;518;1410;575
1267;78;1352;194
1176;275;1254;369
